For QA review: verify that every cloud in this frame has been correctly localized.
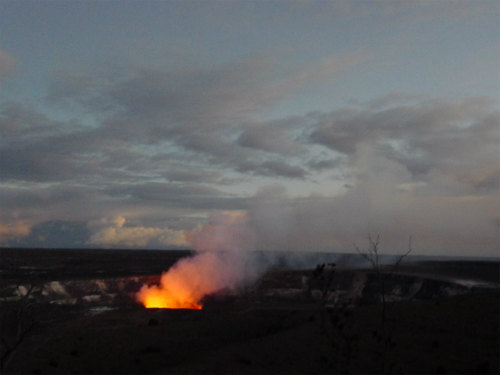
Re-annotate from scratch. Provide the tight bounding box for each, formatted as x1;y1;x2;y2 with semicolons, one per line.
87;216;188;248
48;56;284;126
13;221;90;248
1;48;497;257
284;49;371;90
244;144;499;256
237;124;299;155
35;51;370;181
309;97;500;193
0;49;379;188
185;211;255;252
0;60;303;184
0;49;15;82
107;182;249;211
0;102;61;138
0;222;30;243
251;160;308;179
0;184;98;223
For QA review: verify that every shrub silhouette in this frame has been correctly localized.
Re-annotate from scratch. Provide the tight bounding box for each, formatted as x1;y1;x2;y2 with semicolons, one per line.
315;235;412;373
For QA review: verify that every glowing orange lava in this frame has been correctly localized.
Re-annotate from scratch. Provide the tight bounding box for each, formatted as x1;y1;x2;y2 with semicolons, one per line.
136;251;231;310
137;284;202;309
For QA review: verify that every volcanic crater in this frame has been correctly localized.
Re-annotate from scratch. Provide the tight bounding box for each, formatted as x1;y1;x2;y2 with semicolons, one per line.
1;248;498;374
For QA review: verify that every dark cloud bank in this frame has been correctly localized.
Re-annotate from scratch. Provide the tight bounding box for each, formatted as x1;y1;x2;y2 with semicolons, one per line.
0;61;498;257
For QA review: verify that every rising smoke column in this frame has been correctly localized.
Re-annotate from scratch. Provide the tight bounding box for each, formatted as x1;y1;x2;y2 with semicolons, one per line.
136;211;258;309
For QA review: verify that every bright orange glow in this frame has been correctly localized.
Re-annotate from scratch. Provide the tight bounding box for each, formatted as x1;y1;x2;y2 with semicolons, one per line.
136;250;239;311
137;283;202;309
142;291;202;309
143;294;169;308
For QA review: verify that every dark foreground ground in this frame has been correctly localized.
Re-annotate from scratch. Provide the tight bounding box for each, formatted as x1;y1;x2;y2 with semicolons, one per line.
4;293;498;374
1;249;499;374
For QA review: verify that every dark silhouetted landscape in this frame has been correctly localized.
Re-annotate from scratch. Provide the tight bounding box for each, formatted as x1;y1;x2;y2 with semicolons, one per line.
1;248;498;374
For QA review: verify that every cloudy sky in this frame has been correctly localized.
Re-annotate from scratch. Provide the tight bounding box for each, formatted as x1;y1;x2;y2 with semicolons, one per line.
0;0;498;256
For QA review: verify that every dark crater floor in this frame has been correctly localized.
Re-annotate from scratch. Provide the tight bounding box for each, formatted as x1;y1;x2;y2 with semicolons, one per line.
1;249;498;374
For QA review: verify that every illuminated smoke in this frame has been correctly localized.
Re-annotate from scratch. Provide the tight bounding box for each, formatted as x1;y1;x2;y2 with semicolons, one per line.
136;211;258;309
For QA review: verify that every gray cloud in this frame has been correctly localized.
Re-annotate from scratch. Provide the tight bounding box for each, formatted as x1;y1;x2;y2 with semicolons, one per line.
245;144;499;256
0;49;15;82
307;157;344;171
0;102;63;139
237;124;299;155
1;48;498;255
238;160;307;179
14;221;90;248
309;97;499;194
109;182;248;210
35;59;320;182
49;56;283;127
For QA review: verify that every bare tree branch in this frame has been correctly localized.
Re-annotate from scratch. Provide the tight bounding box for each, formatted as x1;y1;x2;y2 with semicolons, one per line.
1;281;37;372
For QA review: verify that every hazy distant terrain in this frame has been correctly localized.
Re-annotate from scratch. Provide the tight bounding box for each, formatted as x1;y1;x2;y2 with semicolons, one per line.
0;248;194;281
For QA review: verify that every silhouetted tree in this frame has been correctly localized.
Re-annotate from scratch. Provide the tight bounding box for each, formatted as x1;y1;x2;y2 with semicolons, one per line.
354;234;412;373
1;282;36;372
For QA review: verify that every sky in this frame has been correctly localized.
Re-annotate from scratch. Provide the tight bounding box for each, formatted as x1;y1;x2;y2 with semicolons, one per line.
0;0;499;257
